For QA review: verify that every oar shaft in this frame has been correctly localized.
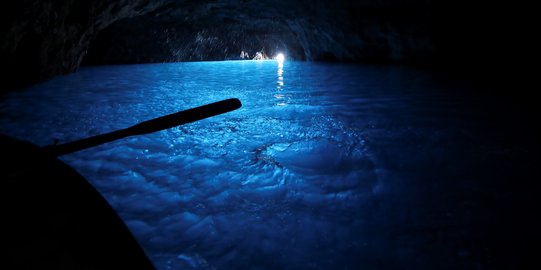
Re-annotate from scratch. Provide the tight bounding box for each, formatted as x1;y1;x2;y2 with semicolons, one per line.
128;98;241;135
44;98;241;156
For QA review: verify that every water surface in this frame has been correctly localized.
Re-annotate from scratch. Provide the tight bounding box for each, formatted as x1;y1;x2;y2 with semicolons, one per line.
1;60;536;269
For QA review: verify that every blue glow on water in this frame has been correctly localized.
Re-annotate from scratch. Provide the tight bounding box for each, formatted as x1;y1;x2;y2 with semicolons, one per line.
0;60;529;269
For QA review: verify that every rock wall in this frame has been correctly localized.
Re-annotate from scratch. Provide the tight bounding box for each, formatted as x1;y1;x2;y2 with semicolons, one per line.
1;0;526;92
83;0;433;65
0;0;173;90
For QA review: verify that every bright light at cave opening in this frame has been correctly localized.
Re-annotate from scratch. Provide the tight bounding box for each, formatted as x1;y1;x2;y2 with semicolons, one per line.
275;53;285;65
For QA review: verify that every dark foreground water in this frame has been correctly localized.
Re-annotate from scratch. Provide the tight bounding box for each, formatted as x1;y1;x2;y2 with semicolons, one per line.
1;60;538;269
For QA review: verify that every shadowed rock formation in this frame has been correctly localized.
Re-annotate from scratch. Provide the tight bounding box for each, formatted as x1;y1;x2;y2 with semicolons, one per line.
0;0;528;93
83;0;433;65
1;0;174;90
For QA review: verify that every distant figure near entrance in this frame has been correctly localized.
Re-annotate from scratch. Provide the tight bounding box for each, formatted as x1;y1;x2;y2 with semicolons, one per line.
240;50;250;59
253;51;268;60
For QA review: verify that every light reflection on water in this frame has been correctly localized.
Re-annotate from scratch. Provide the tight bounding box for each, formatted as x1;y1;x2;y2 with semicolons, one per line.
275;62;285;106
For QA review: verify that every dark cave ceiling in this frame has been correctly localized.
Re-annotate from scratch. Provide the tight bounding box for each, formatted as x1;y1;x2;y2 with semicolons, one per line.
83;0;432;65
0;0;523;91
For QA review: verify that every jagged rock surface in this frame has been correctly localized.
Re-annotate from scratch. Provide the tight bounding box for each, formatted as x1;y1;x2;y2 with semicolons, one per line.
84;0;433;65
0;0;173;90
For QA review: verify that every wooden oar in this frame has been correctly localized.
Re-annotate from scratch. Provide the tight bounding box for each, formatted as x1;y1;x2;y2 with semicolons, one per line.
43;98;242;156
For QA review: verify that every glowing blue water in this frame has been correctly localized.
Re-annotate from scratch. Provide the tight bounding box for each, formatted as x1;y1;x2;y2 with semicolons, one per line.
0;60;534;269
